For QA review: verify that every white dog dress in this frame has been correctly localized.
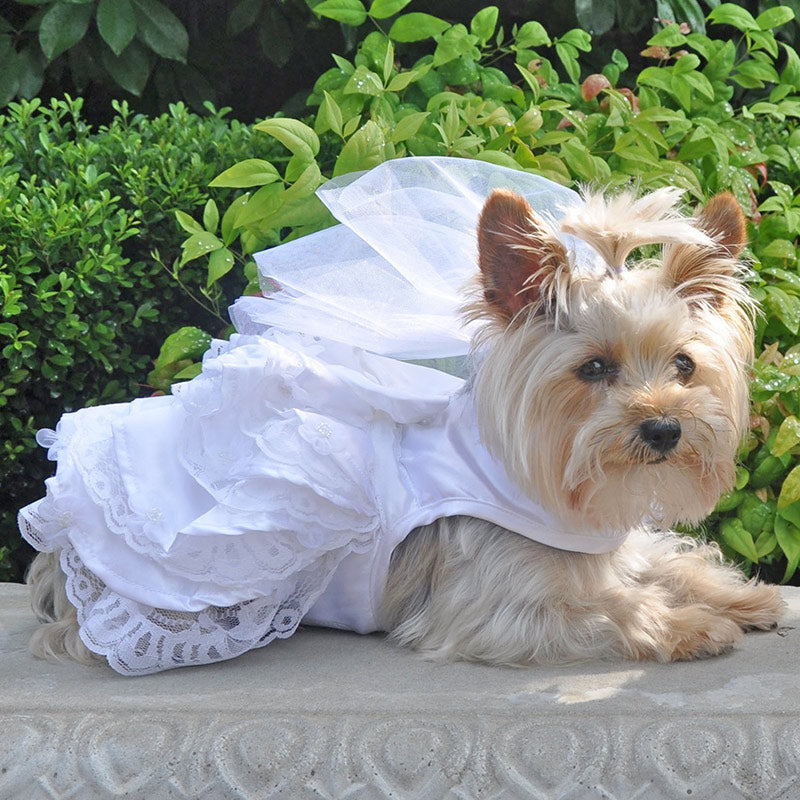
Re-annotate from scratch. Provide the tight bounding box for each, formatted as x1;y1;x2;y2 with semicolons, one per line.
18;158;621;675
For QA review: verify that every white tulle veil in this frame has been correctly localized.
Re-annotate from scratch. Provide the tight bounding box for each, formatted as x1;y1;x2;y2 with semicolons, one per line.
230;157;605;366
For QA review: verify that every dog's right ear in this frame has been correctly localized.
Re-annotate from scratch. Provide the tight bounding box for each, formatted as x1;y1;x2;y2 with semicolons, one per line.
476;189;569;325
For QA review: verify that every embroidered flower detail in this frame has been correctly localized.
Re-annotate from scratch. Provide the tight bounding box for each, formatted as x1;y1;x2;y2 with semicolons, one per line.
298;418;340;456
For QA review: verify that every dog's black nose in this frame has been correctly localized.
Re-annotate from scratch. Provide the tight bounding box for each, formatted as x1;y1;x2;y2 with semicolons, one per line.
639;417;681;453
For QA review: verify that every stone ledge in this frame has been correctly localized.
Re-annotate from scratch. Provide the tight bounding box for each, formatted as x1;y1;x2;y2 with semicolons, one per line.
2;582;799;800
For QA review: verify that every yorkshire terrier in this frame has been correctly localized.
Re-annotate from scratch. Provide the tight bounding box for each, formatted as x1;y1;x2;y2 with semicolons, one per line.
26;185;783;668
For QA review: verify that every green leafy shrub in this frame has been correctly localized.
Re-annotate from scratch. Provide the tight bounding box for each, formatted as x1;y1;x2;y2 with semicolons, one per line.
167;3;800;581
5;0;799;124
0;96;270;581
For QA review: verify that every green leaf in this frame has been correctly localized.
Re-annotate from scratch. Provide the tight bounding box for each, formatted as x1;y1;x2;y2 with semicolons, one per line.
369;0;412;19
257;162;325;230
760;239;798;260
389;13;450;42
670;72;692;110
344;64;384;95
389;110;429;143
765;286;800;333
101;39;152;96
737;494;775;537
333;119;385;176
206;247;235;288
386;66;428;91
97;0;137;56
172;362;203;381
314;0;367;26
754;530;778;559
720;517;760;562
220;193;253;243
575;0;615;36
434;25;479;67
774;515;800;581
331;54;355;74
203;199;219;234
0;37;20;105
234;183;284;230
515;104;543;136
782;43;800;91
673;53;700;74
773;416;800;458
670;0;707;34
648;23;687;47
318;90;344;136
515;20;550;49
779;500;800;529
228;0;261;36
735;466;750;490
708;4;758;32
210;159;281;188
756;6;795;30
561;138;596;180
555;42;580;84
180;231;223;265
39;2;93;60
736;59;779;84
470;6;498;44
259;6;294;68
637;66;672;93
131;0;188;62
558;28;592;51
778;463;800;509
153;326;212;369
254;118;320;160
174;209;204;235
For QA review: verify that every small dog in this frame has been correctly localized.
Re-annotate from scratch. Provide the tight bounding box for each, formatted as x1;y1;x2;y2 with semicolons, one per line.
27;185;783;668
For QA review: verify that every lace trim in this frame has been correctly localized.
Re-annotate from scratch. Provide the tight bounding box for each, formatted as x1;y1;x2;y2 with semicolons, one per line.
17;330;396;672
60;547;341;675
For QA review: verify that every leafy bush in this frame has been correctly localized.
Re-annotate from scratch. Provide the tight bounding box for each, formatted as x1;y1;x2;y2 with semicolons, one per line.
0;96;269;581
4;0;799;124
166;3;800;581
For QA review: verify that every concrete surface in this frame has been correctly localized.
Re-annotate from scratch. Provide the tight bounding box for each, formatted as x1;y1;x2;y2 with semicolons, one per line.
1;582;799;800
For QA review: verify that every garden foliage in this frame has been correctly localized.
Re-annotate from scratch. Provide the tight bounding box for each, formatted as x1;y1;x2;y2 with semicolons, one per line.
3;1;800;120
167;2;800;581
0;98;267;579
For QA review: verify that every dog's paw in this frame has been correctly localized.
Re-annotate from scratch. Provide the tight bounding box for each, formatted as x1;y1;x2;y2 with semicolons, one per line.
721;581;785;631
664;606;744;661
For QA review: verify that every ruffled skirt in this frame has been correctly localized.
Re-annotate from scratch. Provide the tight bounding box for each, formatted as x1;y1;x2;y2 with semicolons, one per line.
19;330;456;674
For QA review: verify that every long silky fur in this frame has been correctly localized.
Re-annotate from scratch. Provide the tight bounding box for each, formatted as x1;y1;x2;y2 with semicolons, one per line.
27;552;101;665
381;518;782;664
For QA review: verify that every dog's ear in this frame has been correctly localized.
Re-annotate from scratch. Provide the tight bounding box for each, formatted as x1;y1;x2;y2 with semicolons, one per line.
661;192;747;306
476;189;569;324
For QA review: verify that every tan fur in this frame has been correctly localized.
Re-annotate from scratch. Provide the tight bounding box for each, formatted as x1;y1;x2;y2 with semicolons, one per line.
29;187;784;668
27;552;101;666
382;187;782;665
382;522;781;664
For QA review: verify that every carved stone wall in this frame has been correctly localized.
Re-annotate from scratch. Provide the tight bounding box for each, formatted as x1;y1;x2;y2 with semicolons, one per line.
2;584;798;800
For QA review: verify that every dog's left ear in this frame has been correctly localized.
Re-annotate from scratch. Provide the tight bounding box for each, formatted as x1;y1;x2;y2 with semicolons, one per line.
476;189;570;325
661;192;747;305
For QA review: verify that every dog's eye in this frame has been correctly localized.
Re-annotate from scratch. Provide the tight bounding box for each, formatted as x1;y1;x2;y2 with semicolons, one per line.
577;358;618;382
674;353;695;378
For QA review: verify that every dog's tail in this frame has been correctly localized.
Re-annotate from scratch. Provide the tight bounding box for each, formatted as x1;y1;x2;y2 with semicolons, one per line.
26;551;102;665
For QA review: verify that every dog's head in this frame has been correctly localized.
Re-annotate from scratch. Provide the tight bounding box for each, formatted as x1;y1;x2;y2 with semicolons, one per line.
468;187;754;532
